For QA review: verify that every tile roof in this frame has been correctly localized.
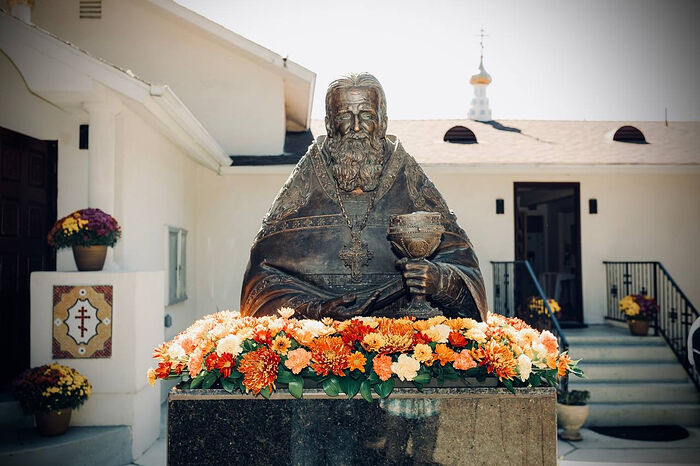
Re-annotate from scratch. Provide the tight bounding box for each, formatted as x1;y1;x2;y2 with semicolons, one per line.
310;120;700;165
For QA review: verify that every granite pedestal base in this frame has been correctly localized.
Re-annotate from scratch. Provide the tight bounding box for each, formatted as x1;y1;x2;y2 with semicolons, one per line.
168;386;556;466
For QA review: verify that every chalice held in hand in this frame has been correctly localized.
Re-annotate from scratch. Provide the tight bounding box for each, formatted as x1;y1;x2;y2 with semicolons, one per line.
388;211;445;318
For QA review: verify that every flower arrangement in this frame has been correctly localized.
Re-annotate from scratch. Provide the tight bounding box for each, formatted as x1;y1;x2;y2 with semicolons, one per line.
528;297;561;318
619;294;659;322
148;309;583;400
47;208;121;249
11;364;92;413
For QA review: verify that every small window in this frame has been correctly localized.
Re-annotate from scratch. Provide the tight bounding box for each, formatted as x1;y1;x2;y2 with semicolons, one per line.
444;126;478;144
613;126;647;144
168;227;187;305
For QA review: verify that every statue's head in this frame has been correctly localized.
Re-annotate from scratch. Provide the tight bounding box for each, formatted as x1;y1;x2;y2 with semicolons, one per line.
324;73;388;192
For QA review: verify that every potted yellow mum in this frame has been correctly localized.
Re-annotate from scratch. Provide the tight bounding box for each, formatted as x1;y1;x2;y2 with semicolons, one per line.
11;363;92;436
619;294;659;336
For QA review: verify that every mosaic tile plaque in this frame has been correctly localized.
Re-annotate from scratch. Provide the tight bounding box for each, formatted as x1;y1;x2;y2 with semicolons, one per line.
53;285;112;359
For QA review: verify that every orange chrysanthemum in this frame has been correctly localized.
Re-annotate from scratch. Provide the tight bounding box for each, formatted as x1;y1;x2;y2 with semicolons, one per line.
470;340;518;381
310;336;351;377
446;318;465;332
377;319;414;354
546;355;558;370
271;335;291;355
154;361;171;379
435;344;457;366
373;354;393;381
448;331;468;348
152;342;169;360
348;351;367;373
557;354;571;378
237;347;280;394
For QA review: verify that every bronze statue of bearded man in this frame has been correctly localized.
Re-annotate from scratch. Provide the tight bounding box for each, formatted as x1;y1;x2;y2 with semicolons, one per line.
240;73;487;321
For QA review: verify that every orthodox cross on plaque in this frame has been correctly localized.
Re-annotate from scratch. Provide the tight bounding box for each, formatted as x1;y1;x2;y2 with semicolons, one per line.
75;306;91;338
339;229;373;283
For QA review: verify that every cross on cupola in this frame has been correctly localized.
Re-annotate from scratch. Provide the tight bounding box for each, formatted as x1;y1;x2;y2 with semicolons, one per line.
468;28;493;122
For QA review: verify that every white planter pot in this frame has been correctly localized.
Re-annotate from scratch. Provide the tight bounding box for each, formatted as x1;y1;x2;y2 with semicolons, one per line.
556;403;589;441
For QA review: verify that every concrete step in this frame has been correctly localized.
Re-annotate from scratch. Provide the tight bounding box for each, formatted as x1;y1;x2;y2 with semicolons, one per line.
0;425;132;466
569;381;700;404
586;402;700;427
576;361;689;383
569;344;677;363
0;398;33;430
567;333;666;346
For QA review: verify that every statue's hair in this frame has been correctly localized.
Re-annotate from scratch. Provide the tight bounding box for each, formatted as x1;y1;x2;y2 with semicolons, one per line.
325;73;388;136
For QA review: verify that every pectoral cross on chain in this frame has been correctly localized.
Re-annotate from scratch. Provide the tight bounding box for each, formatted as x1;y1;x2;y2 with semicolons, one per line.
339;229;373;283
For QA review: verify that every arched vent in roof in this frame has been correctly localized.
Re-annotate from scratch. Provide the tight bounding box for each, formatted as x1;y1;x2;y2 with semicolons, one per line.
444;126;477;144
613;126;647;144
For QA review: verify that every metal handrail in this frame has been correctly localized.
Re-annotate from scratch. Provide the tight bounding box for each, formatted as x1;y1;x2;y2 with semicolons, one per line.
604;261;699;390
491;260;570;391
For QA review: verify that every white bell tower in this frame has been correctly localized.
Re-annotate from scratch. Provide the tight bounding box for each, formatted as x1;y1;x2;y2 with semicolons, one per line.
468;29;493;122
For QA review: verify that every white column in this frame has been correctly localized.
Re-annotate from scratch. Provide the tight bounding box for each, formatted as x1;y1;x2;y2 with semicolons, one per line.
83;99;120;215
83;98;121;270
8;0;34;24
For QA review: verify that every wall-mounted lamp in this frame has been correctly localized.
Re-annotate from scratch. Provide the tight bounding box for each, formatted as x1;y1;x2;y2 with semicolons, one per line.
496;199;504;214
589;199;598;214
79;124;89;149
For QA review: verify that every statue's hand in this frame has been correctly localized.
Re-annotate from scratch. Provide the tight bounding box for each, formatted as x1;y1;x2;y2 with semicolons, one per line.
398;258;440;296
318;291;381;320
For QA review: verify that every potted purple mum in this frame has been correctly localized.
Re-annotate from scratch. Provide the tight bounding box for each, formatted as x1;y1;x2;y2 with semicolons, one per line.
47;208;121;271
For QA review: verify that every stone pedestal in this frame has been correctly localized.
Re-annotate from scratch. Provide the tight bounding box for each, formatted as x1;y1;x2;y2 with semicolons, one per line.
168;386;556;466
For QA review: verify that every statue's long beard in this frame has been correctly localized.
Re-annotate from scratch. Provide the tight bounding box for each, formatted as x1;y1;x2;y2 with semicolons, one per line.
327;133;385;192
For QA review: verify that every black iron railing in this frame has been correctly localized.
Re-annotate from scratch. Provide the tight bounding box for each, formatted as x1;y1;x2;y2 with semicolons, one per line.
604;261;699;389
491;260;570;391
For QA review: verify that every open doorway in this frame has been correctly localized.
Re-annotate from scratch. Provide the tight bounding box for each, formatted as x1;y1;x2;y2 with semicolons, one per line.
514;183;583;327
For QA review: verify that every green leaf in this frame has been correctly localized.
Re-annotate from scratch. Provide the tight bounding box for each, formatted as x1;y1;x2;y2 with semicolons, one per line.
260;387;271;400
322;377;341;397
221;378;235;393
412;372;431;385
360;379;373;402
344;377;362;399
276;368;295;384
189;371;207;389
228;370;243;380
465;367;480;377
368;372;380;385
502;379;515;394
288;376;304;399
242;340;256;352
528;373;542;387
374;378;395;399
413;382;424;392
202;371;218;389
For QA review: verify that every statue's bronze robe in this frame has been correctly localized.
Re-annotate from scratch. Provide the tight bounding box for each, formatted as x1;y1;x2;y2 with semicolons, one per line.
240;136;488;320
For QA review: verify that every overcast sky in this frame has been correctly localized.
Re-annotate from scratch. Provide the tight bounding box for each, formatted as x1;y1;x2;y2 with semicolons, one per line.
176;0;699;122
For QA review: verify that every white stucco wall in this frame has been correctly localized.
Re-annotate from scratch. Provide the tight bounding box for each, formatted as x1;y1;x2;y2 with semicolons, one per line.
1;47;199;337
32;0;286;156
0;50;87;234
198;165;700;324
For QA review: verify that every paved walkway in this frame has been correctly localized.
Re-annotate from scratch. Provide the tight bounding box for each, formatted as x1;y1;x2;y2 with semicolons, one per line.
127;404;700;465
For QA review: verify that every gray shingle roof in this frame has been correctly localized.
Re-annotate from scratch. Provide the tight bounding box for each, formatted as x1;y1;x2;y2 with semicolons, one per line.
310;120;700;165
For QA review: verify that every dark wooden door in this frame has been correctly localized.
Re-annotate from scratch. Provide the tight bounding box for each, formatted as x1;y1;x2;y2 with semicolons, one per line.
0;127;57;388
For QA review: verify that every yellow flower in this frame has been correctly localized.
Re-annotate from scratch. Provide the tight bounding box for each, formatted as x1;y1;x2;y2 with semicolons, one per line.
271;335;291;355
361;332;385;352
147;368;157;387
413;344;433;363
277;307;295;319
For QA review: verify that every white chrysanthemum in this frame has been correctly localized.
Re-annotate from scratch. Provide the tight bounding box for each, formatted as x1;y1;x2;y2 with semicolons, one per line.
268;318;285;334
216;334;243;357
277;307;295;319
465;327;487;343
300;320;327;337
391;354;420;381
356;316;379;328
517;354;532;382
425;324;451;343
168;342;186;360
